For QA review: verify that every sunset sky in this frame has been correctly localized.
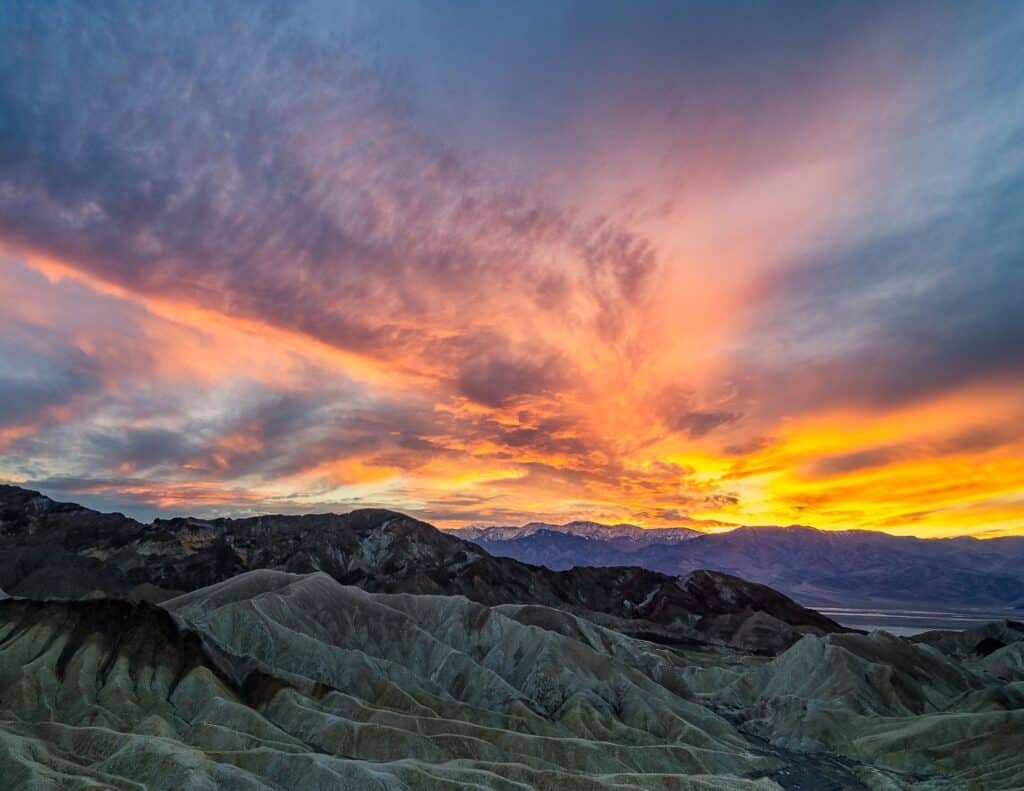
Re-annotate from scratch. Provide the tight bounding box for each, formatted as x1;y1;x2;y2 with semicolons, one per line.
1;1;1022;537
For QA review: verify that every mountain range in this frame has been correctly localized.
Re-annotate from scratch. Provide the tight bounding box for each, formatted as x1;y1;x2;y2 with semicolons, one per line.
453;521;1024;610
457;520;703;545
1;484;1023;788
0;485;836;651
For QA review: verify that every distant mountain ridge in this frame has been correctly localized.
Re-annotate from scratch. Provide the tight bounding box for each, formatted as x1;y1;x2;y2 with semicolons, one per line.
458;522;1024;610
453;519;703;545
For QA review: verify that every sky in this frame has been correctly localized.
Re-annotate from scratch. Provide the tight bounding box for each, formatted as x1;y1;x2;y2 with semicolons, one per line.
1;1;1022;537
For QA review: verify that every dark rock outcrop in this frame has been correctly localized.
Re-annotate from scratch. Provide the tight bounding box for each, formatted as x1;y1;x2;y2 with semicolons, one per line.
0;485;841;650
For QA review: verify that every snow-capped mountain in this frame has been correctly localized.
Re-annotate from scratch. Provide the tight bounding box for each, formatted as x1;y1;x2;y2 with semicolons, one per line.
452;519;702;545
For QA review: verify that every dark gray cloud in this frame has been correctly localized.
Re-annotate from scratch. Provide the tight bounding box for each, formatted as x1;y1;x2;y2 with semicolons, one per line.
0;0;657;375
671;410;741;439
805;424;1022;478
736;12;1024;417
723;435;775;457
742;190;1024;413
0;342;100;425
657;383;743;440
84;428;200;472
386;0;962;179
806;446;908;478
0;263;150;437
457;352;565;408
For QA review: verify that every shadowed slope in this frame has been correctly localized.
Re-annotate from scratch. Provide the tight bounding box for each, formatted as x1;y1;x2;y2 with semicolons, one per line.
684;622;1024;788
0;572;799;790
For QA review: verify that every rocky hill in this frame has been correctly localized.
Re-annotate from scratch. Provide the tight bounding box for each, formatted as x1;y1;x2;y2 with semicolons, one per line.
0;485;838;651
1;565;1022;788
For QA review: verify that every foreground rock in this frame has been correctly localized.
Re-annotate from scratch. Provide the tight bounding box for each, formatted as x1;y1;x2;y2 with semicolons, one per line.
688;621;1024;789
0;569;892;790
2;570;1019;789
